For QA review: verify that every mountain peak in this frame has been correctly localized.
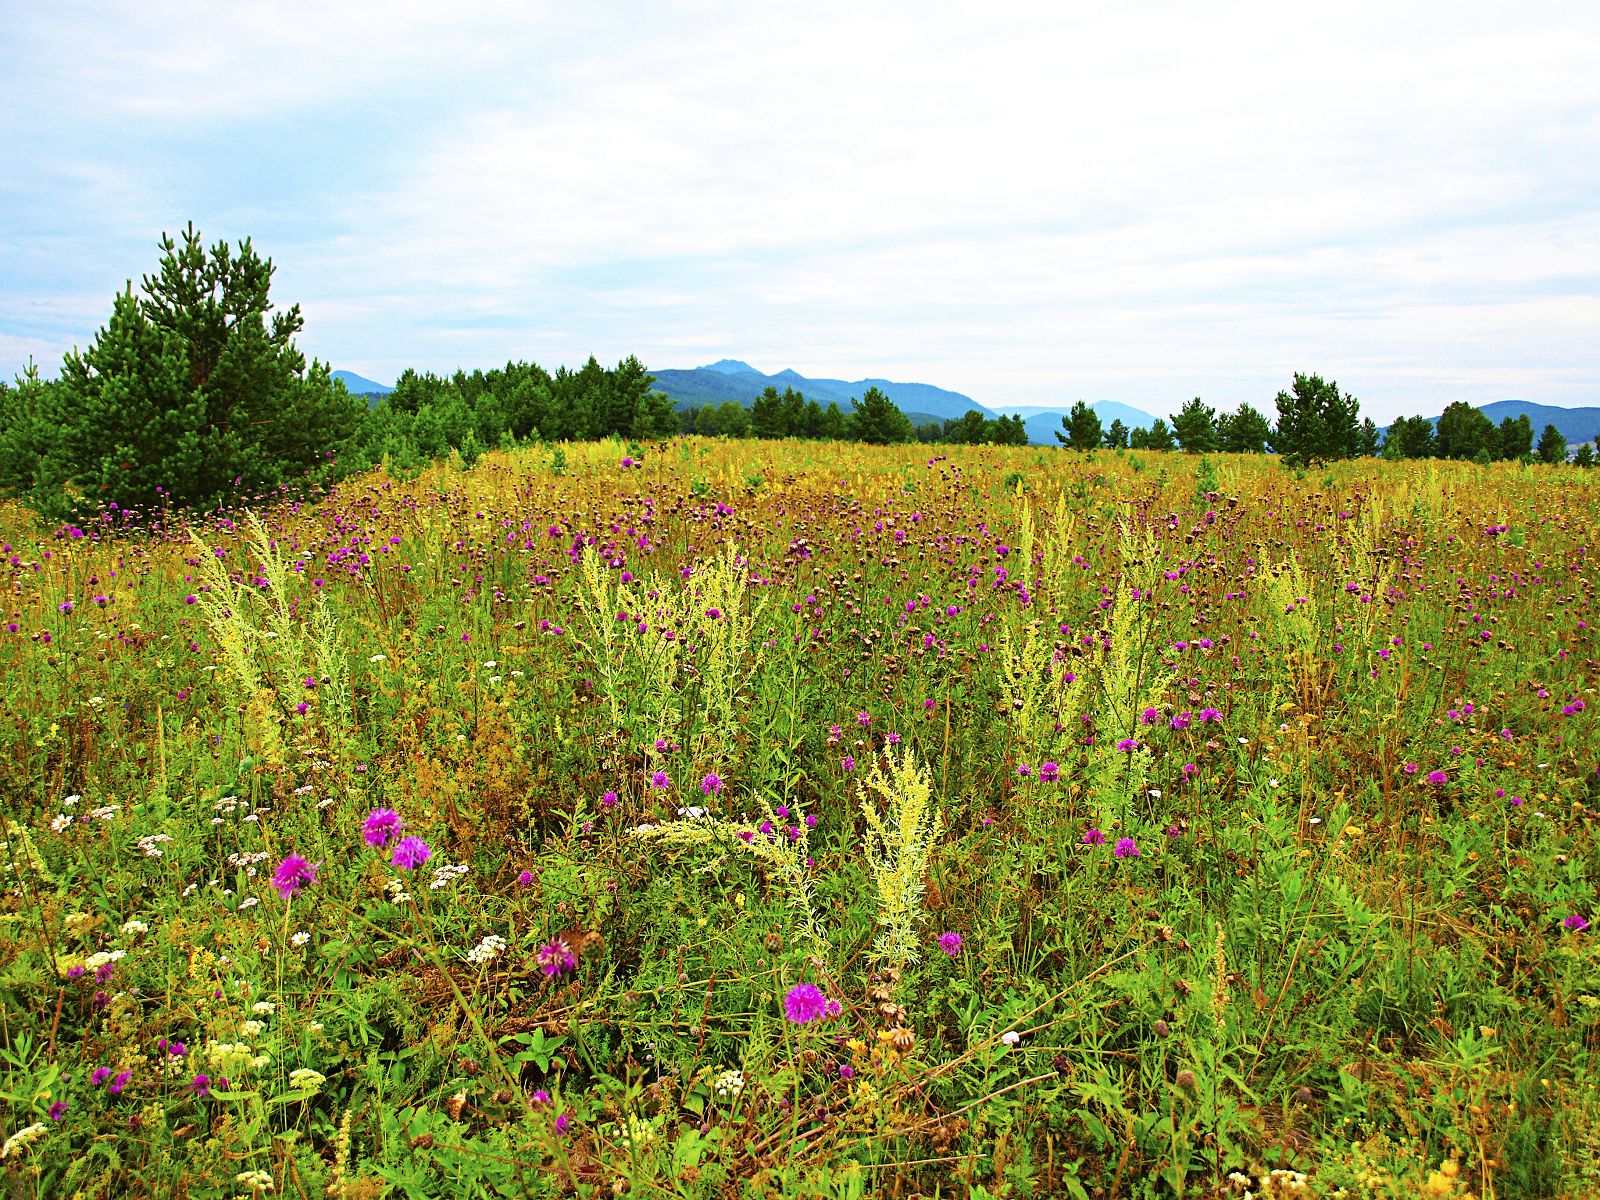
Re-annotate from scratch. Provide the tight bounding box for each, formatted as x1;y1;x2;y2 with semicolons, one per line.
700;359;760;375
772;368;807;382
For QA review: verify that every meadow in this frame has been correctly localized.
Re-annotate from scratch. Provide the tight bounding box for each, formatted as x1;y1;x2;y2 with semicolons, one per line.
0;438;1596;1199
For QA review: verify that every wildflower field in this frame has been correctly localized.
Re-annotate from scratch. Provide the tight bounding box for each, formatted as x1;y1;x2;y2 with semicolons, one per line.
1;439;1598;1199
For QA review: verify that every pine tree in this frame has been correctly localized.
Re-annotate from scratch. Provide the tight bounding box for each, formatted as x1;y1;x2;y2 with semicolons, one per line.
1103;419;1129;449
1056;401;1102;450
849;387;914;444
1537;423;1568;464
1272;374;1360;468
1171;397;1217;453
1217;402;1272;453
37;225;365;516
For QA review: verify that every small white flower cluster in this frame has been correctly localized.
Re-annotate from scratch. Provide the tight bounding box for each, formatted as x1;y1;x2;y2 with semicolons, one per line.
90;804;120;821
63;911;93;932
240;1019;266;1038
293;784;314;796
676;806;708;820
0;1122;50;1159
235;1168;274;1192
429;862;469;891
208;1040;270;1073
135;833;173;857
1000;1030;1021;1046
84;949;126;971
121;920;150;936
466;934;508;966
384;877;412;904
227;850;271;868
712;1068;745;1098
288;1067;326;1091
251;1000;276;1016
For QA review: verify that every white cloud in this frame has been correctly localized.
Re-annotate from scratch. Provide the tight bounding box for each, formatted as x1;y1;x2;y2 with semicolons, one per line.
3;0;1598;419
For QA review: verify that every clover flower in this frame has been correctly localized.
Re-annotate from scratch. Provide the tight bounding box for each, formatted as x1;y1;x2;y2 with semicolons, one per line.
362;808;403;847
271;855;317;900
390;837;432;871
784;983;829;1024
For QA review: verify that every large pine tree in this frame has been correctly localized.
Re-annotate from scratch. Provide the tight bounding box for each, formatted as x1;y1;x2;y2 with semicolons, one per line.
42;224;365;515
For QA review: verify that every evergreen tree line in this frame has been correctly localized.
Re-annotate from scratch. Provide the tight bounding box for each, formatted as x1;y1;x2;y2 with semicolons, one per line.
1;228;1591;521
1056;375;1582;469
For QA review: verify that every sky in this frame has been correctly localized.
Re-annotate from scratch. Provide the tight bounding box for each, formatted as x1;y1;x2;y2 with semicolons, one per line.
2;0;1597;422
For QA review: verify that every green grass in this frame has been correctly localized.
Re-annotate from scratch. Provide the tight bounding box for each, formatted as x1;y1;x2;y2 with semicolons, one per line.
0;440;1596;1198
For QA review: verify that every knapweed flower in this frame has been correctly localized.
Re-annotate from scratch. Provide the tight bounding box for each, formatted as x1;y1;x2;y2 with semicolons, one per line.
1425;770;1449;787
362;807;403;847
109;1071;131;1096
701;773;723;795
271;854;317;900
1564;914;1589;932
1039;761;1060;782
391;837;432;870
1114;837;1140;858
517;870;534;888
1082;828;1106;846
91;1068;112;1086
189;1074;211;1097
537;939;576;977
1116;738;1140;753
650;770;669;789
938;931;963;957
47;1101;68;1121
784;983;829;1024
601;790;618;808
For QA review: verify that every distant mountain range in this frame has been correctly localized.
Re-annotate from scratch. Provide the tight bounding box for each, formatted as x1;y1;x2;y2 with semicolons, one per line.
1387;400;1600;446
648;360;993;423
333;370;393;396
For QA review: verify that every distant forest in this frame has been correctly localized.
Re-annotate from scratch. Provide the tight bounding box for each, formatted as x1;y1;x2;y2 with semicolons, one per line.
0;225;1590;519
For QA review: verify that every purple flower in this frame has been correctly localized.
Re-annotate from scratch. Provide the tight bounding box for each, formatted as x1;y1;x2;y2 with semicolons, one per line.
48;1101;68;1121
701;773;723;795
1564;914;1589;932
189;1074;211;1097
784;983;829;1024
110;1071;131;1096
1425;770;1449;787
650;770;669;789
538;939;576;977
1039;761;1060;782
1082;828;1106;846
517;870;534;888
938;931;963;957
1116;738;1139;753
1114;837;1140;858
390;837;432;870
554;1113;572;1134
91;1068;112;1086
841;756;855;772
531;1089;551;1106
601;790;618;808
272;854;317;900
363;807;403;848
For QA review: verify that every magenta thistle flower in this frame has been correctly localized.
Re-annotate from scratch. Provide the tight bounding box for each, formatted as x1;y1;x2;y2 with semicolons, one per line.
189;1074;211;1097
650;770;669;789
841;756;855;772
1116;738;1139;753
390;837;432;870
1039;761;1060;782
1564;914;1589;932
91;1068;112;1086
363;807;403;847
1082;828;1106;846
537;939;575;977
517;870;534;888
531;1089;551;1106
701;773;723;795
48;1101;68;1121
272;854;317;900
784;983;829;1024
1425;770;1448;787
109;1071;131;1096
938;931;963;957
1114;837;1140;858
